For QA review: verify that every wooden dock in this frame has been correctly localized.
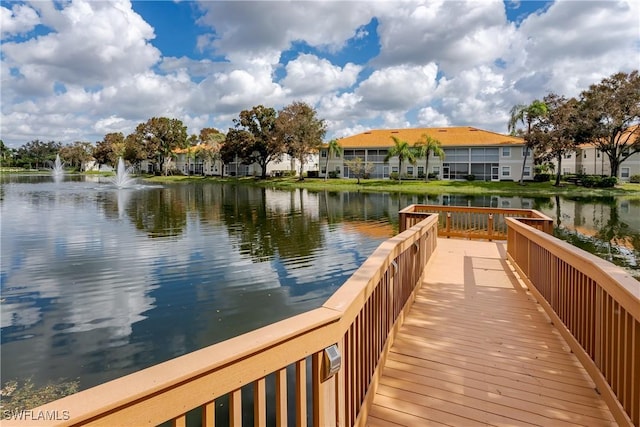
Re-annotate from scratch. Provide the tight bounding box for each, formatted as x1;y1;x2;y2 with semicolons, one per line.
368;238;617;426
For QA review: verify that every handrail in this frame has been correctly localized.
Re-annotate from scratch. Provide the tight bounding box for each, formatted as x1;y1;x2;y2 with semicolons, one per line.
4;214;439;427
506;218;639;427
399;204;553;238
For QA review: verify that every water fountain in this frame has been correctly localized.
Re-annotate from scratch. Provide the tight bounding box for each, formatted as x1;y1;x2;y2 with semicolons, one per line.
52;154;65;176
111;157;136;188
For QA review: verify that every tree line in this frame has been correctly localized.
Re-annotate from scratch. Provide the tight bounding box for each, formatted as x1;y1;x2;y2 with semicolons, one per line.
1;101;326;180
2;71;638;183
508;70;640;185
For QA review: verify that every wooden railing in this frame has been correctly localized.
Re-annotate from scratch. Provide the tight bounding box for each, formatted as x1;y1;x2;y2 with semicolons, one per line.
506;218;639;427
4;214;439;427
399;204;553;239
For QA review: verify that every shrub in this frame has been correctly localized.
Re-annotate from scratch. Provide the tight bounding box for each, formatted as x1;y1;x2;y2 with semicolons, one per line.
533;173;551;182
465;174;475;181
581;175;617;188
307;171;318;178
630;174;640;183
427;172;439;179
389;172;399;180
328;171;338;179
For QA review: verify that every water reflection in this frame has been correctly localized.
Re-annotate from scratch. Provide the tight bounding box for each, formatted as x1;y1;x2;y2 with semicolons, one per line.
1;176;393;390
1;175;638;393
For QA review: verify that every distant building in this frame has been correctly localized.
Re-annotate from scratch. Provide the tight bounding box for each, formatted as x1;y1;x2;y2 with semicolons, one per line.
171;147;319;177
322;127;532;182
552;125;640;181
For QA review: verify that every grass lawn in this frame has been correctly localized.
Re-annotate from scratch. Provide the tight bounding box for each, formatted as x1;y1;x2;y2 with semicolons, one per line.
144;175;640;198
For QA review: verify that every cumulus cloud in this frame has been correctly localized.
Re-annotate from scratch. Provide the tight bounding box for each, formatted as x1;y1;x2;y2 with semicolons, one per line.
355;63;439;111
2;0;160;91
195;1;375;58
374;0;513;73
0;0;638;147
1;3;40;37
281;54;362;96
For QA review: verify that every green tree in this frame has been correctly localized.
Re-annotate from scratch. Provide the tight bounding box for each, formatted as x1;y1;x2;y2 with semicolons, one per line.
184;134;199;176
529;94;581;186
276;101;327;180
16;140;61;169
323;139;342;181
344;157;374;184
94;132;124;168
123;133;146;170
384;136;417;183
59;141;93;171
413;134;444;181
232;105;282;179
0;140;16;167
508;99;548;184
578;70;640;178
135;117;188;175
199;128;225;175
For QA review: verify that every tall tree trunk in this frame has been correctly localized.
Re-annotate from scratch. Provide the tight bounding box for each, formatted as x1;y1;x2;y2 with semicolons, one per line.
425;153;430;182
519;146;529;185
555;155;562;186
324;156;330;180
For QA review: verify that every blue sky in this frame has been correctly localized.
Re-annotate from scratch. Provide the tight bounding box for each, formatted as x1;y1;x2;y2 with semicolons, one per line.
1;0;638;147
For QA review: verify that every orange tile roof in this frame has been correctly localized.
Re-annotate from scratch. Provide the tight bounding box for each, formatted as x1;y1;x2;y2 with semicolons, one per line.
334;127;524;148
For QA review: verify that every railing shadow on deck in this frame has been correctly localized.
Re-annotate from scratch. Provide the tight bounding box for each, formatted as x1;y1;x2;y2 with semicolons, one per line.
3;213;440;427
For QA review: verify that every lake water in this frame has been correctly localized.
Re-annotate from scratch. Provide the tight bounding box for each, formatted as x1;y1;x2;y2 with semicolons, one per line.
1;175;638;393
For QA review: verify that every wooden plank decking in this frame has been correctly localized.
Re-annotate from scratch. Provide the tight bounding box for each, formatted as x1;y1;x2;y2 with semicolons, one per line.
368;238;617;427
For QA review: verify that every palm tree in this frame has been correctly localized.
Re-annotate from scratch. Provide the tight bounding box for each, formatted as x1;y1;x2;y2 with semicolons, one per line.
508;100;548;185
413;134;445;181
384;136;417;183
324;139;342;180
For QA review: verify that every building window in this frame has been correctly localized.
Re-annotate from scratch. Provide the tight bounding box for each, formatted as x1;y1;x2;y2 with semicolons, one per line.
501;166;510;177
583;152;587;159
564;153;572;159
321;150;327;158
562;168;570;175
433;166;440;176
502;147;510;157
392;166;399;173
621;167;630;178
407;166;414;176
417;166;424;176
523;166;531;177
321;167;327;174
597;150;601;158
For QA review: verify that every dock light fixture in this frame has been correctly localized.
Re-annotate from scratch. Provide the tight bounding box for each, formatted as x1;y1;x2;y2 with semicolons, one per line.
322;344;341;381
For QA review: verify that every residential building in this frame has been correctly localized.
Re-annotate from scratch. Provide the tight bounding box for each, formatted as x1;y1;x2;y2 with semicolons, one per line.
321;127;532;182
553;125;639;181
171;147;319;177
574;145;639;181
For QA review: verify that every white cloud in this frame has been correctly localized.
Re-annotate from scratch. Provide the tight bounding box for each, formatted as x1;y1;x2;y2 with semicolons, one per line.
195;1;375;57
417;107;451;128
374;0;513;73
1;0;638;147
2;0;160;92
0;3;39;37
282;54;362;97
356;63;439;111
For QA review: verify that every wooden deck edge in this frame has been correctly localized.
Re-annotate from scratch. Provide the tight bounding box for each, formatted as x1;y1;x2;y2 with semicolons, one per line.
356;248;438;427
506;253;634;427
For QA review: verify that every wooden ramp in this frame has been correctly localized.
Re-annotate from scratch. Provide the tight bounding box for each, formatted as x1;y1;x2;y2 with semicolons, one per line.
368;238;617;427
